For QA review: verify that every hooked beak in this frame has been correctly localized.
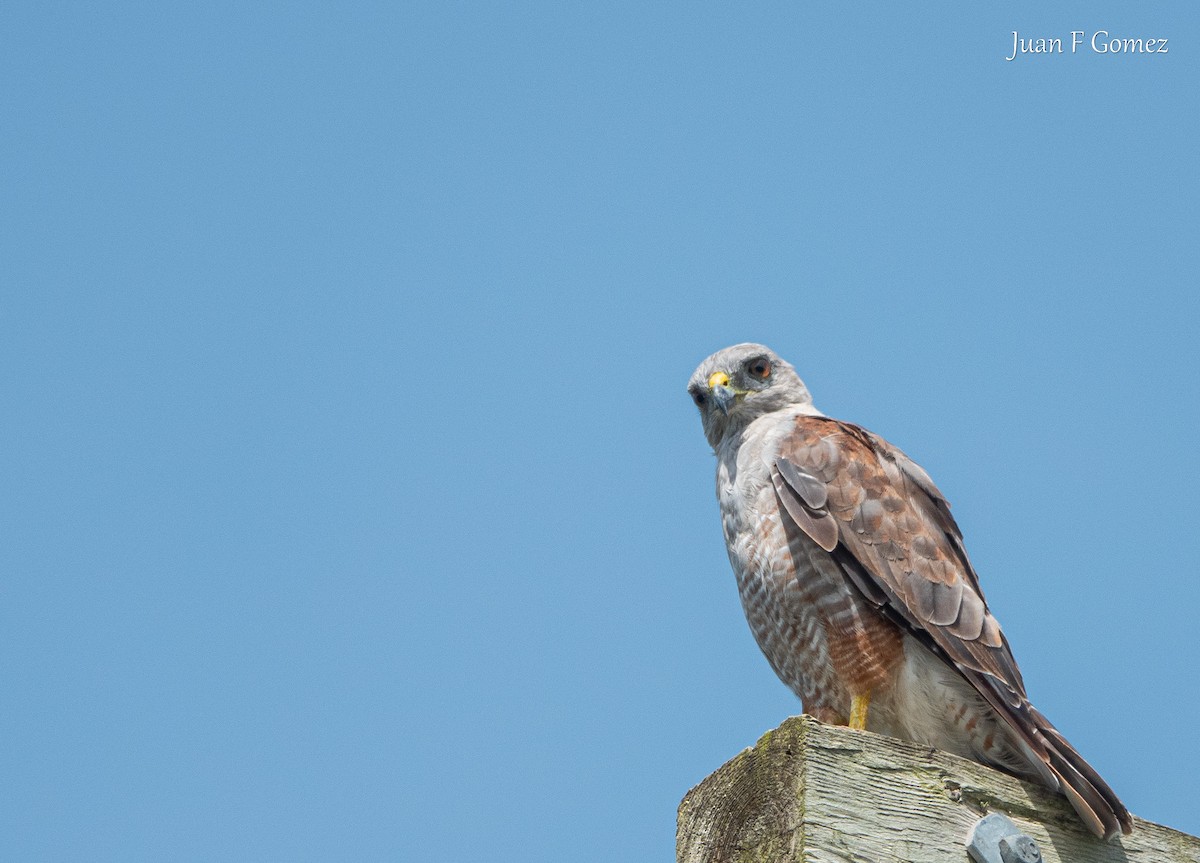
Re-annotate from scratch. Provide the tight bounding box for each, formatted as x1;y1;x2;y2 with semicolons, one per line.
707;371;737;415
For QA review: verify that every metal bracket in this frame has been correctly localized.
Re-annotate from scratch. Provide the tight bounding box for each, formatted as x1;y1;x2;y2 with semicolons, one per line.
966;813;1042;863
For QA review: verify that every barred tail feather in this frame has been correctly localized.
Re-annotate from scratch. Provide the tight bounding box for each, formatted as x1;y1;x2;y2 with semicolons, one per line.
1033;711;1133;840
1003;702;1132;840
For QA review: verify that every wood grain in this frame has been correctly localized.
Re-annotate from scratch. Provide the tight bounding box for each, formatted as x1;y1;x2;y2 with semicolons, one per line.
678;715;1197;863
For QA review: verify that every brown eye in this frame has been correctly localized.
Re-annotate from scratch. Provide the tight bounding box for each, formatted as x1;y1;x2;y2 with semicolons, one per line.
691;389;706;407
747;358;771;380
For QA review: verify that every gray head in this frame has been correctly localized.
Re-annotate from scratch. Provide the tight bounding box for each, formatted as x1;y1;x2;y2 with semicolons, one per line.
687;343;815;450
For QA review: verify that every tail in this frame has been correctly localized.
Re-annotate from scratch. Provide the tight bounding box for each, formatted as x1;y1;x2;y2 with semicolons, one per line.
1007;702;1132;840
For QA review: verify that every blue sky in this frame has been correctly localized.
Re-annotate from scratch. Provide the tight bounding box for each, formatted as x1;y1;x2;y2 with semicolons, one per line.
3;2;1198;860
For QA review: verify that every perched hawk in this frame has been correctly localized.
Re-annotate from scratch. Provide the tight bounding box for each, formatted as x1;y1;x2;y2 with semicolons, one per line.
687;343;1131;840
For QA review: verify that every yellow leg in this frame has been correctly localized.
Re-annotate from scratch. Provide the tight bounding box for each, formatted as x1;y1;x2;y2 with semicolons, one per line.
849;692;870;731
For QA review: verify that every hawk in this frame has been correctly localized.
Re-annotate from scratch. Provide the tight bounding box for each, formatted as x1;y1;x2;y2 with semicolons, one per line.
687;343;1131;840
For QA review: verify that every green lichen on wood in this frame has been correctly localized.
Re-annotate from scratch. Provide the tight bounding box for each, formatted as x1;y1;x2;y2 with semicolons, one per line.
678;717;810;863
679;715;1200;863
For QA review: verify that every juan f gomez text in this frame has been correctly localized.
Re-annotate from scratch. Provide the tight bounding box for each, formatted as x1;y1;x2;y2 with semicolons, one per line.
1007;30;1168;61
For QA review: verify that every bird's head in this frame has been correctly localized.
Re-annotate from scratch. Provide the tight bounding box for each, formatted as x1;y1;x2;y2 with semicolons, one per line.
687;343;814;450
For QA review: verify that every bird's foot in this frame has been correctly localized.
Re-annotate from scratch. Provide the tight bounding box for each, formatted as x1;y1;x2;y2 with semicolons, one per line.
849;692;870;731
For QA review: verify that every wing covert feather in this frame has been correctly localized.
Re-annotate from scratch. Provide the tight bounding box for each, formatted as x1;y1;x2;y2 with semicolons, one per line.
771;414;1130;838
771;465;838;552
772;416;1023;696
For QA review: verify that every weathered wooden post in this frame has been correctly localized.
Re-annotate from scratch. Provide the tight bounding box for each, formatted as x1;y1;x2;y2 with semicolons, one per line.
678;715;1200;863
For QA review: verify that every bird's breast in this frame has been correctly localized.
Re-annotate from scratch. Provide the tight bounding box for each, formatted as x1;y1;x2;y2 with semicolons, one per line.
715;416;905;713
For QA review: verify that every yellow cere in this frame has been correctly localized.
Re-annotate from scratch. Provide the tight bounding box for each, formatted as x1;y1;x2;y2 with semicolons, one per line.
707;371;730;389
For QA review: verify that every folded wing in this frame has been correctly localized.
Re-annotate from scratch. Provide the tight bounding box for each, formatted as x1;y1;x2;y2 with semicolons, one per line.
771;415;1131;840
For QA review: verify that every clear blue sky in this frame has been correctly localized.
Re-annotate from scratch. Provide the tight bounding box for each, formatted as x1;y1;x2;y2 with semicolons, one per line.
3;2;1197;860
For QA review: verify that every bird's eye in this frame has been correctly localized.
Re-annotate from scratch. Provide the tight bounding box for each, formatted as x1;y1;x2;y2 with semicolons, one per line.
691;390;706;407
747;358;771;380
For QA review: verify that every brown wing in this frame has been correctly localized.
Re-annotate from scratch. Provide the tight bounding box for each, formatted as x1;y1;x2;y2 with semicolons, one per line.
772;415;1131;840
